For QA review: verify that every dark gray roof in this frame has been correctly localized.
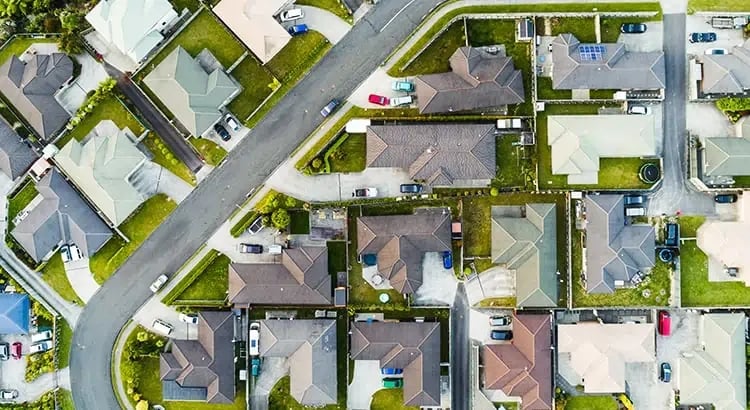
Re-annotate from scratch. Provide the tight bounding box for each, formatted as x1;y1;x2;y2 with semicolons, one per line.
366;124;496;187
0;53;72;139
551;34;665;90
11;170;112;262
584;195;655;293
415;47;525;114
228;247;332;306
0;117;35;179
357;208;451;294
351;321;441;407
160;311;235;403
259;319;337;406
701;39;750;94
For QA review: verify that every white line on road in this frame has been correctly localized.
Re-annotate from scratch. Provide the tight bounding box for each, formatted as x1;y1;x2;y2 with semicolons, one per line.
380;0;418;33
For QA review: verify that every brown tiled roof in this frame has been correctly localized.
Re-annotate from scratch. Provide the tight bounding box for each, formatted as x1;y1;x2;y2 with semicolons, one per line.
350;321;441;407
228;247;332;306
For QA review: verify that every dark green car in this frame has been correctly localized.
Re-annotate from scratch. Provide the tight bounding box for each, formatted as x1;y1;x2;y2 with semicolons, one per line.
382;378;403;388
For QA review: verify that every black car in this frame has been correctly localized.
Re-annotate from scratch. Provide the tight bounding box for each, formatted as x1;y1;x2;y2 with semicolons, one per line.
620;23;647;33
664;223;679;247
320;99;341;117
214;123;231;141
239;243;263;254
400;184;423;194
689;32;717;43
715;193;738;203
490;330;513;341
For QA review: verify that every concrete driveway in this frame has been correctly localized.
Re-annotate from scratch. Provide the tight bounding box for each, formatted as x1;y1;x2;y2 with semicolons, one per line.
413;252;458;306
207;221;284;263
130;161;194;204
347;360;382;410
296;5;351;44
65;257;99;303
349;68;415;108
617;22;663;52
132;297;196;340
56;53;109;114
251;357;287;410
686;15;745;56
469;308;513;344
200;114;249;152
464;266;515;307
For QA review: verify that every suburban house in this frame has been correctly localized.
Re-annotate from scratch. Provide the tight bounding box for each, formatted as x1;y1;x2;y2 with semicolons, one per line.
0;53;73;140
491;204;558;307
414;46;525;114
701;116;750;183
357;208;451;294
351;321;441;407
0;118;36;180
547;114;657;184
697;194;750;284
228;247;332;307
584;195;656;293
557;321;655;393
0;294;30;334
699;39;750;96
86;0;179;65
213;0;292;63
11;170;112;263
144;46;241;136
54;120;147;226
366;124;496;188
679;313;746;409
258;320;337;406
160;311;235;403
550;33;665;90
481;313;552;410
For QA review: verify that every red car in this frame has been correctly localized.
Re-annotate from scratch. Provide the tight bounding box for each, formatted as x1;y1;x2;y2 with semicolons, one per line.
368;94;389;106
11;342;21;359
658;311;671;336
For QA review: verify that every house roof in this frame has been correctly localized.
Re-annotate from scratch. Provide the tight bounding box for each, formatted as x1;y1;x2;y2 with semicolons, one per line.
356;208;451;294
213;0;291;63
700;39;750;94
557;321;655;393
160;311;235;403
703;118;750;176
697;195;750;285
415;47;525;114
0;53;72;140
679;313;746;410
55;120;146;226
491;204;557;307
228;247;332;306
547;114;657;184
482;313;552;410
550;33;665;90
366;124;496;187
259;319;337;406
351;321;441;407
0;117;35;179
143;46;240;136
86;0;178;61
0;294;30;334
584;195;655;294
11;170;112;262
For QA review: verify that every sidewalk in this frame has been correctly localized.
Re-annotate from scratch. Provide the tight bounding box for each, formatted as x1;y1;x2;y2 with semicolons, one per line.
23;368;71;403
112;320;137;410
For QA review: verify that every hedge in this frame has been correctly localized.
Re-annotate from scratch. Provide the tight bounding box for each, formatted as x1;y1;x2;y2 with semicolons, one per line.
161;249;220;305
230;211;259;237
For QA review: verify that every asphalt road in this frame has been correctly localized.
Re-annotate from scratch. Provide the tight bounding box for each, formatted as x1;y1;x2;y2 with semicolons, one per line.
69;2;445;409
451;284;469;410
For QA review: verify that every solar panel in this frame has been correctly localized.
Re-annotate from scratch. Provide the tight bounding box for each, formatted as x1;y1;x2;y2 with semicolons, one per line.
578;44;606;61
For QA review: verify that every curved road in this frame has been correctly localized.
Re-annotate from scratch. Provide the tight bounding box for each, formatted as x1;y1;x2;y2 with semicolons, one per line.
70;2;445;409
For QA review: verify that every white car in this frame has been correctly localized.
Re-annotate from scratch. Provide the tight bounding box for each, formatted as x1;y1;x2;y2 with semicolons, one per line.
352;188;378;198
627;105;651;115
389;95;414;107
249;322;260;356
704;48;728;55
224;114;240;131
149;274;169;293
69;244;82;261
29;341;52;354
0;389;18;401
59;245;71;263
280;8;304;22
179;313;199;324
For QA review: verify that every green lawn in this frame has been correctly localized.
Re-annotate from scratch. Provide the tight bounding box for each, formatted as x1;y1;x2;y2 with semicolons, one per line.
493;403;519;410
295;0;353;23
328;133;366;173
370;389;419;410
57;319;74;368
494;135;534;189
58;389;75;410
173;254;229;302
90;194;177;284
550;17;596;42
537;77;572;100
687;0;749;12
600;15;662;43
7;179;38;231
269;376;344;409
0;37;57;66
225;56;276;121
679;215;705;238
289;210;311;234
588;89;619;99
680;240;750;307
395;21;466;77
565;395;618;410
189;137;227;166
169;0;201;12
41;252;83;305
476;297;517;307
328;241;346;277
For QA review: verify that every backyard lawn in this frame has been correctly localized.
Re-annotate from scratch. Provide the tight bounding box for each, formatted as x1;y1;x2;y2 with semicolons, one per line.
289;210;311;234
328;133;366;173
225;56;275;121
89;194;177;284
680;240;750;307
494;135;534;189
0;37;57;65
189;137;227;166
537;77;572;100
171;254;229;303
395;21;466;77
550;17;597;42
565;395;618;410
7;179;38;231
269;376;344;410
169;0;201;13
687;0;749;12
370;389;419;410
295;0;353;23
41;252;83;305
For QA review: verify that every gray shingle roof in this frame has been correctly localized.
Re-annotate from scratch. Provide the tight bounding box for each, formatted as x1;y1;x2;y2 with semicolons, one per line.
11;170;112;262
550;34;665;90
0;117;35;179
0;53;72;140
415;47;525;114
366;124;496;187
701;39;750;94
703;136;750;176
584;195;655;293
259;319;337;406
351;321;441;407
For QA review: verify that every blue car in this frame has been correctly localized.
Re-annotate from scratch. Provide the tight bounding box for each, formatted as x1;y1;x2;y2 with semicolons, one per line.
288;24;308;36
442;251;452;269
381;368;403;375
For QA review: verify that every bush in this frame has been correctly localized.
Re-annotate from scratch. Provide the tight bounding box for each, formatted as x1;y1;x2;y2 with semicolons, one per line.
25;351;54;382
490;187;499;196
271;208;290;229
136;400;149;410
311;157;323;170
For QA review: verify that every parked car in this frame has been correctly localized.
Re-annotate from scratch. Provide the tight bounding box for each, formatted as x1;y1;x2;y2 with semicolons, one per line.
288;24;309;36
391;80;415;92
179;313;198;324
400;184;423;194
251;357;261;376
660;362;672;382
627;105;651;115
490;330;513;341
247;216;265;235
149;274;168;293
725;266;740;277
224;114;240;131
620;23;647;33
705;48;728;55
368;94;389;106
658;310;671;336
389;95;413;107
249;322;260;356
268;244;283;255
382;378;403;388
381;368;403;375
442;251;453;269
11;342;21;360
279;8;303;22
664;223;679;247
214;123;231;141
624;195;645;206
59;245;71;263
240;243;263;254
320;98;341;117
0;389;18;401
352;188;378;198
489;315;512;326
715;193;738;203
29;341;52;354
0;343;8;361
69;244;82;261
31;330;53;343
151;319;173;336
689;32;717;43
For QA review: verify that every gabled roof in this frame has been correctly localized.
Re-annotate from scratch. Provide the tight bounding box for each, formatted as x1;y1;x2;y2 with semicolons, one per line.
550;33;665;90
160;311;235;403
0;294;30;334
86;0;178;62
700;39;750;94
491;204;557;307
547;114;657;184
55;120;146;226
557;321;655;393
357;208;451;294
259;319;337;406
0;117;35;179
482;313;551;409
11;170;112;262
213;0;291;63
366;124;496;187
143;47;240;136
703;119;750;176
679;313;746;410
697;195;750;285
0;53;72;140
415;47;525;114
229;247;332;306
351;321;441;407
584;195;655;294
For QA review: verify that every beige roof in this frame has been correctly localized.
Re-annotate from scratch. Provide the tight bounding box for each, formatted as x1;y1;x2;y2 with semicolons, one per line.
697;194;750;285
557;322;655;393
213;0;291;63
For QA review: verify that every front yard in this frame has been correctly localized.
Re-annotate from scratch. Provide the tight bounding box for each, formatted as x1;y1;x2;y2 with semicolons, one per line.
40;252;83;305
564;395;618;410
687;0;749;12
170;254;230;304
7;178;38;231
224;56;275;121
189;137;227;166
370;389;419;410
680;240;750;307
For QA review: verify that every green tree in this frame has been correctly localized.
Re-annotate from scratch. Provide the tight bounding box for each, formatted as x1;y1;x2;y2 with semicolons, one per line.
58;31;83;54
271;208;290;229
0;0;30;17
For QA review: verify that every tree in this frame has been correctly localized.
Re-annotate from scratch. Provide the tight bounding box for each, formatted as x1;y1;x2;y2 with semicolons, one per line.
284;195;297;208
0;0;29;17
271;208;290;229
58;7;83;32
135;400;149;410
58;31;83;54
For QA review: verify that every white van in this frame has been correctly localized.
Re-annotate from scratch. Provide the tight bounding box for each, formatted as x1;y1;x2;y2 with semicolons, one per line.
390;95;414;107
152;319;173;336
31;330;53;343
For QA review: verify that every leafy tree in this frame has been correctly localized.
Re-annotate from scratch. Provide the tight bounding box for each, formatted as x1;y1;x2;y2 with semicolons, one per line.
57;31;83;54
271;208;290;229
284;195;297;208
0;0;30;17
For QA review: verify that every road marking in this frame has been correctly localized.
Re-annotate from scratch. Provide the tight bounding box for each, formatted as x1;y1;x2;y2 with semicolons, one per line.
380;0;418;33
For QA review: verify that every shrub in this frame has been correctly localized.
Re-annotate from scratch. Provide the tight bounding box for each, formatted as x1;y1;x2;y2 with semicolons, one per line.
271;208;290;229
136;400;149;410
490;187;499;196
311;158;323;170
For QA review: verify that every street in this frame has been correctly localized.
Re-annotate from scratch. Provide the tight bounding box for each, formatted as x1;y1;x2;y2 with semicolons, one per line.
451;284;469;410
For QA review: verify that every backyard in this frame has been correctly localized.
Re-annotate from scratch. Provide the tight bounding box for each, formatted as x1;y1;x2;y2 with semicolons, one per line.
289;210;311;234
680;240;750;307
7;179;38;232
370;389;419;410
494;135;535;189
564;395;618;410
189;137;227;166
0;37;57;65
40;252;83;305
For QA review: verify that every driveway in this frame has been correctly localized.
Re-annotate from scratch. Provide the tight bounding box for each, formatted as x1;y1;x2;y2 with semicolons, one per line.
201;114;250;152
130;161;194;203
347;360;382;410
617;22;663;52
296;6;351;44
349;68;414;108
83;31;137;73
464;266;515;307
64;258;99;303
688;102;735;139
131;297;195;340
251;357;287;410
206;220;284;263
469;308;513;345
685;15;745;57
56;53;109;114
413;252;458;306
